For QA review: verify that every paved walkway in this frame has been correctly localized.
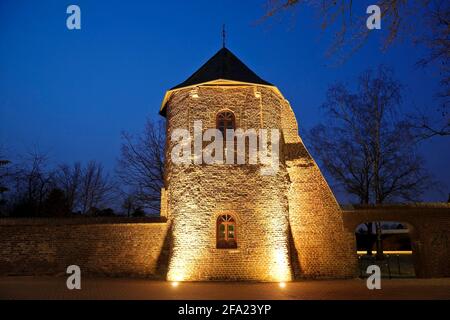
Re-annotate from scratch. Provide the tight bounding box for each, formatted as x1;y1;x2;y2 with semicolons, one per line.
1;277;449;300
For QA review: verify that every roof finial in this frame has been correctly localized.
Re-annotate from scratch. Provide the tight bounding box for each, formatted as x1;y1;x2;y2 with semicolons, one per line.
222;24;226;48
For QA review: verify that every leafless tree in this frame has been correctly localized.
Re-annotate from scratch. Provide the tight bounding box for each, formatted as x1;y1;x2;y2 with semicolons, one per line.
0;148;12;213
0;160;10;197
265;1;441;56
406;106;450;141
122;194;134;217
10;151;54;216
308;66;433;257
2;148;116;216
418;2;450;97
411;2;450;139
53;162;82;213
0;148;11;194
117;119;165;215
266;0;450;138
78;161;115;215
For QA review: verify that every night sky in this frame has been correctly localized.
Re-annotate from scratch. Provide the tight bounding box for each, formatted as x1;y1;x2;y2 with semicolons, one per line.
0;0;448;202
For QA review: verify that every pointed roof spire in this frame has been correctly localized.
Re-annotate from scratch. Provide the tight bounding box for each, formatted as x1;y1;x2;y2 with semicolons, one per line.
169;47;272;91
222;24;226;48
160;47;283;116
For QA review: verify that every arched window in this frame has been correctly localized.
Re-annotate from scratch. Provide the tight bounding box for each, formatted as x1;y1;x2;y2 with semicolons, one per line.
217;214;237;249
216;111;235;137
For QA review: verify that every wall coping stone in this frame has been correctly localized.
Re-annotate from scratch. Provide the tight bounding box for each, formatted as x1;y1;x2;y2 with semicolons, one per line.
341;203;450;210
0;217;167;226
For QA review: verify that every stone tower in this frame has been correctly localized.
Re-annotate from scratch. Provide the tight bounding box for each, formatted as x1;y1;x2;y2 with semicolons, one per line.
159;47;356;281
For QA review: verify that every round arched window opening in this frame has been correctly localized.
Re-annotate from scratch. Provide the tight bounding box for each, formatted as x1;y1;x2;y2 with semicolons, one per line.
216;214;237;249
216;111;236;137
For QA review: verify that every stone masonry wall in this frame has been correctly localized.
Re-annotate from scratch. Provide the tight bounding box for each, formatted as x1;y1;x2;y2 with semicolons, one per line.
165;85;293;281
281;102;357;278
0;218;169;277
342;204;450;278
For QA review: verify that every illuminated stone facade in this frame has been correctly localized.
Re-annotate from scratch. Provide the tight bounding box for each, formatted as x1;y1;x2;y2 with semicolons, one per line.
164;86;292;281
161;48;357;281
0;50;448;280
0;48;356;281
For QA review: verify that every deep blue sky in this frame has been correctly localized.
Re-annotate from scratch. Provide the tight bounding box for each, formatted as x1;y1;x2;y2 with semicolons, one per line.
0;0;448;202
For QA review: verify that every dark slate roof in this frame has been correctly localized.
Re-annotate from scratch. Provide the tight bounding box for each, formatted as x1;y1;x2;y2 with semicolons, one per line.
170;47;273;90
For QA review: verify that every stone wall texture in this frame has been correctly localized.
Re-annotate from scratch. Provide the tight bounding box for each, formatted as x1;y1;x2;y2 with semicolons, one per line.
0;218;169;277
164;84;356;281
342;204;450;278
165;86;293;281
281;102;357;278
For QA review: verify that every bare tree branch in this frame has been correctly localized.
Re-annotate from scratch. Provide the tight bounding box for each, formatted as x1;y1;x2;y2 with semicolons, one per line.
307;66;434;205
116;119;165;214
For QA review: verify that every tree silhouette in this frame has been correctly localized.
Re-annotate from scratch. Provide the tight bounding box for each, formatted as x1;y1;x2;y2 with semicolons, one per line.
117;119;165;215
266;0;450;139
0;158;11;215
78;161;115;215
308;66;434;258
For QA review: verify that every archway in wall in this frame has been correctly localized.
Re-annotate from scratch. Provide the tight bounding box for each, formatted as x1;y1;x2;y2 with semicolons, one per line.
355;221;416;278
342;205;450;278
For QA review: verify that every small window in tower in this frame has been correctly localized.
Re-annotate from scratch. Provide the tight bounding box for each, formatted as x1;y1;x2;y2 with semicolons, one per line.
216;214;237;249
216;111;235;138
